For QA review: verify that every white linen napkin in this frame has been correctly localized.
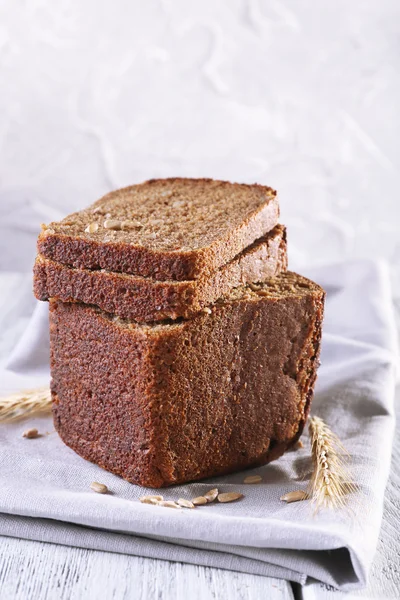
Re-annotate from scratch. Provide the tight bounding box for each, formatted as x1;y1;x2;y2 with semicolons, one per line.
0;260;398;591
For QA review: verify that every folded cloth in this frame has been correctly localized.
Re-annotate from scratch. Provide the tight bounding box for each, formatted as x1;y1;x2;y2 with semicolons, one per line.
0;260;398;591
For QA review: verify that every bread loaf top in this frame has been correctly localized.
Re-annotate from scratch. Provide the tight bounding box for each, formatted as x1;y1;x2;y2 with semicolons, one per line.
38;178;279;281
103;271;325;334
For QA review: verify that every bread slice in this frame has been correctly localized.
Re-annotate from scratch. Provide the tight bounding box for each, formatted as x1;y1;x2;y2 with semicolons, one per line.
38;178;279;281
50;272;325;488
35;225;287;322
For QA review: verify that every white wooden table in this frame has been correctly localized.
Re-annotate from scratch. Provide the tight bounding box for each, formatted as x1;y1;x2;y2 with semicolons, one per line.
1;305;399;600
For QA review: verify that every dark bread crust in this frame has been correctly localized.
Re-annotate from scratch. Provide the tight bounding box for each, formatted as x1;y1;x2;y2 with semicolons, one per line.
35;225;287;322
50;272;325;488
38;178;279;281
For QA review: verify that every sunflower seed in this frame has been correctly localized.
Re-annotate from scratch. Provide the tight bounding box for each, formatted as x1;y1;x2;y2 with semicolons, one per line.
157;501;180;509
22;428;39;439
104;219;122;230
249;283;261;291
140;495;163;504
85;222;99;233
244;475;262;484
204;488;219;503
218;492;243;503
280;490;308;503
122;220;142;230
90;482;108;494
177;498;195;509
172;200;185;208
192;496;208;505
42;227;55;236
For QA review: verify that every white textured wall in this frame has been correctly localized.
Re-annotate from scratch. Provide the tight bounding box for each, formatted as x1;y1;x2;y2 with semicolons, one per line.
0;1;399;290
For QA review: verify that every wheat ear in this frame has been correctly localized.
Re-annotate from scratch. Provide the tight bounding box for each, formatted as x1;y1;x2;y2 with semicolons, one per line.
308;416;354;510
0;387;52;422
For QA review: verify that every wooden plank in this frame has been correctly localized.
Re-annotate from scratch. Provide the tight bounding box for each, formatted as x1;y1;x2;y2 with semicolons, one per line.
0;535;294;600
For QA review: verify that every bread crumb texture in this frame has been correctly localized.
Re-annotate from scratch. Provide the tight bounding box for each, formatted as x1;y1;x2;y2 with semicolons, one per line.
50;271;325;488
38;178;279;280
34;225;287;322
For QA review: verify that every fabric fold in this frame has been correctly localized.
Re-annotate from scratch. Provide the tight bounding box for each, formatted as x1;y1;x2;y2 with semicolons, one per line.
0;259;397;591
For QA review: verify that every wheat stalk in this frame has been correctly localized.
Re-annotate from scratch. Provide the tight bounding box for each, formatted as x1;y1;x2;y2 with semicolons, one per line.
307;416;355;511
0;387;52;422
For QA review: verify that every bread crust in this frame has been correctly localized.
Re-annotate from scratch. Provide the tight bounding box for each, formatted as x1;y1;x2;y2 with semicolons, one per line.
35;225;287;322
50;272;325;488
38;178;279;281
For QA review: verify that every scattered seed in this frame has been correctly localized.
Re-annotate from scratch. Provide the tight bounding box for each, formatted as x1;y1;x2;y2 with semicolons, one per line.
104;219;122;230
204;488;219;503
140;495;163;504
90;482;108;494
177;498;195;509
85;222;99;233
157;501;180;509
192;496;208;505
257;289;270;297
244;475;262;484
218;492;243;503
42;228;55;236
22;428;39;439
202;307;212;315
280;490;308;503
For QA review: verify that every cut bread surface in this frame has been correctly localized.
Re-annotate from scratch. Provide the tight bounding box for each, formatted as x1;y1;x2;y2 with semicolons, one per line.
38;178;279;281
35;225;287;322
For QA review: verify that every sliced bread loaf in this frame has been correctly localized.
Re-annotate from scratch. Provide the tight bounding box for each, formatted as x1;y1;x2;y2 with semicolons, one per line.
35;225;287;321
50;271;325;488
38;178;279;281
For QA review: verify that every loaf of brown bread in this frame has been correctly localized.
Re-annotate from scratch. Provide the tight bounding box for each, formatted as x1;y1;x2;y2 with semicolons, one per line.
50;272;325;488
35;225;287;322
38;178;279;281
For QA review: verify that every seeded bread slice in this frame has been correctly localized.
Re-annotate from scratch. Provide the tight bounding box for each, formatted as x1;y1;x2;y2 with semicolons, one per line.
50;271;325;488
35;225;287;322
38;178;279;281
